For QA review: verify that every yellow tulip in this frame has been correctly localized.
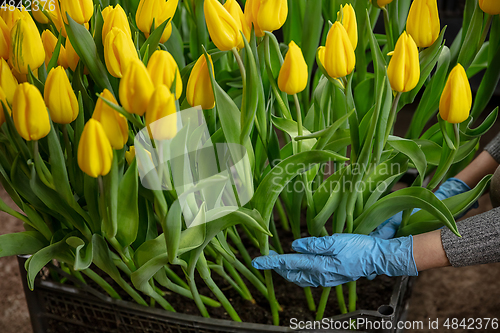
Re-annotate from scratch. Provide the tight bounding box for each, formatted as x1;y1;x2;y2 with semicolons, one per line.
371;0;394;8
101;5;113;21
257;0;287;34
147;50;182;98
479;0;500;15
186;54;215;110
439;64;472;124
224;0;250;47
278;41;308;95
104;27;138;78
135;0;177;43
102;4;131;41
93;89;128;149
125;146;136;165
12;83;50;141
41;30;68;68
119;59;154;116
10;17;45;74
50;0;68;37
65;37;80;71
387;31;420;92
0;17;10;59
323;21;355;78
125;145;153;171
60;0;93;24
0;6;29;30
44;66;78;124
339;4;357;50
244;0;264;37
77;119;113;178
31;3;50;24
204;0;242;51
146;85;177;140
0;86;11;126
406;0;440;48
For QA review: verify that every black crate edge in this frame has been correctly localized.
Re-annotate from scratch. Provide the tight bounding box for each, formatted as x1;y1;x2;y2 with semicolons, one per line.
17;255;416;333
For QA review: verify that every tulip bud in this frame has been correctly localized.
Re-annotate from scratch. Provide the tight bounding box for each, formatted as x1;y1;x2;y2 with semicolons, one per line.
104;27;138;78
119;59;154;116
65;37;80;71
0;86;11;127
406;0;440;48
102;4;131;41
0;6;29;30
323;21;355;78
224;0;250;47
41;30;68;68
244;0;264;37
146;85;177;140
0;17;10;59
339;4;357;50
93;89;128;149
60;0;93;24
439;64;472;124
44;66;78;124
49;0;68;37
204;0;242;51
135;0;177;43
31;3;50;24
186;54;215;110
147;50;182;97
125;146;136;165
77;119;113;178
101;5;113;21
479;0;500;15
387;31;420;92
257;0;287;34
278;41;308;95
12;83;51;141
371;0;394;8
10;17;45;74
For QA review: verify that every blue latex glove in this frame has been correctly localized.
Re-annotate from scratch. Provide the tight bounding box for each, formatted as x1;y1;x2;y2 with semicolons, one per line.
370;177;477;240
252;234;418;288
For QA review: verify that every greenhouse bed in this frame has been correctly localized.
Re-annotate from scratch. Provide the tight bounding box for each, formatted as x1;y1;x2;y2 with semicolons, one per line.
18;256;416;333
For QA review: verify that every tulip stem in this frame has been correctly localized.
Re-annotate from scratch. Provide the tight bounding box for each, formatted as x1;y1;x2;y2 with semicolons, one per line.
293;94;303;153
382;7;394;52
231;48;246;83
384;91;402;146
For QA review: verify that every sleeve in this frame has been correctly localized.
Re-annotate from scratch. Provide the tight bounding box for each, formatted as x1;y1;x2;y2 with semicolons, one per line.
441;207;500;267
485;132;500;164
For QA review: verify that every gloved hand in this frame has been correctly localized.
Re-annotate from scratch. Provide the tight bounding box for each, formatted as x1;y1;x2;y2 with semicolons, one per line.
370;177;477;240
252;234;418;288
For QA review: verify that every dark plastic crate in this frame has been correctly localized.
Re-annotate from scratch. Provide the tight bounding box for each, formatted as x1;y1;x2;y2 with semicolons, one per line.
18;256;415;333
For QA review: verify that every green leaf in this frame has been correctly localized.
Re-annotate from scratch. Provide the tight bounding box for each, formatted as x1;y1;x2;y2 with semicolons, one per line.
406;46;451;139
471;46;500;120
461;107;498;140
164;200;182;264
0;231;47;258
164;22;186;68
387;136;427;185
47;32;64;73
115;159;139;248
272;115;315;151
25;234;74;290
140;19;170;63
353;187;459;236
252;150;348;225
65;14;114;93
66;236;93;271
103;152;119;239
399;175;492;236
240;34;260;145
457;4;484;70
